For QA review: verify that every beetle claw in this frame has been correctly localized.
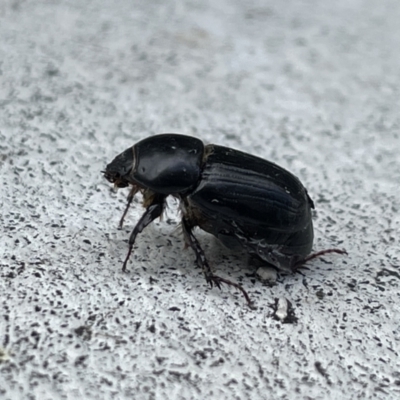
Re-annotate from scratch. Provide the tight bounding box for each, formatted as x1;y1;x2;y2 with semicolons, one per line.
206;275;222;290
208;274;254;307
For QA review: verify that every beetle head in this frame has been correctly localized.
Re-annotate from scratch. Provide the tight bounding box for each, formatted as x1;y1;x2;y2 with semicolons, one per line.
103;147;134;188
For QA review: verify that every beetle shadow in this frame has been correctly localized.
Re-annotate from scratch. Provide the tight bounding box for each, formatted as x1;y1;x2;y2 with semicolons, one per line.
203;234;278;285
117;216;339;305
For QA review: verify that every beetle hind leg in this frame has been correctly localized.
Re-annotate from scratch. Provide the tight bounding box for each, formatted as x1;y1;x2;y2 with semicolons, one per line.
294;248;348;269
181;218;253;306
228;226;296;272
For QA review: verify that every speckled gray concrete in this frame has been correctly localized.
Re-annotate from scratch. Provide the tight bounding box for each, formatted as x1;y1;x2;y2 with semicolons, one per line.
1;0;399;399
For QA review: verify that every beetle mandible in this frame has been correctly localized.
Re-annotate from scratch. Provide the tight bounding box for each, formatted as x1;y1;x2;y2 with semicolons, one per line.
103;133;346;305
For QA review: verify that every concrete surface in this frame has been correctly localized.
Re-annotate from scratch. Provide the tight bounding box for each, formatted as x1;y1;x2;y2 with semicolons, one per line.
1;0;399;399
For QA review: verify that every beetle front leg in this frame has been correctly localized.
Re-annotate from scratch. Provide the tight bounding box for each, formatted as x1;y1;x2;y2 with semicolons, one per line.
119;185;139;229
181;218;253;306
122;195;166;272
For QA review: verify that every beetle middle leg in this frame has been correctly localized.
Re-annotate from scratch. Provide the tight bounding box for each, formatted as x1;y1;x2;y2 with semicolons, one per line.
121;194;166;272
181;218;253;306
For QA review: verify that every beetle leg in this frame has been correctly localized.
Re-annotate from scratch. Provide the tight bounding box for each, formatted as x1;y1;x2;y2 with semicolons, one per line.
294;248;348;269
122;196;165;272
119;186;139;229
231;224;347;271
181;218;215;285
181;218;253;306
225;224;296;272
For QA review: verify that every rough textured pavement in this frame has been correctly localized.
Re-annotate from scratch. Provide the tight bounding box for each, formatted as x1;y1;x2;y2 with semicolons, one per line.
1;0;399;399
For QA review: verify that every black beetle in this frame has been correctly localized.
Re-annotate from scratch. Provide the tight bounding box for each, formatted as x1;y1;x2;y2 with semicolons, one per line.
103;133;345;305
